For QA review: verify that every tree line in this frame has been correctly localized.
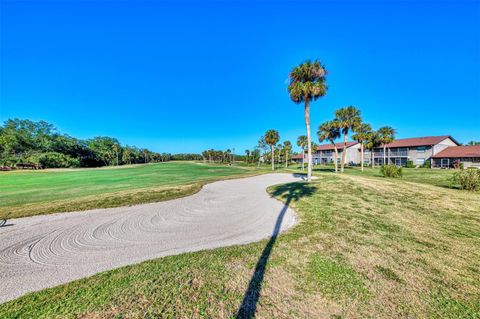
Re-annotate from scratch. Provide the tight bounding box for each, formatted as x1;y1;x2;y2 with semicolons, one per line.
0;119;198;168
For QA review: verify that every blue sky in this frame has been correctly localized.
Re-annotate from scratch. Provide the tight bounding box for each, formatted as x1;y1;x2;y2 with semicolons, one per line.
1;0;479;153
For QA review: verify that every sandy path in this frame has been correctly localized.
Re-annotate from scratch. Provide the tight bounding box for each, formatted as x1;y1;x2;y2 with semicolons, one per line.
0;173;301;303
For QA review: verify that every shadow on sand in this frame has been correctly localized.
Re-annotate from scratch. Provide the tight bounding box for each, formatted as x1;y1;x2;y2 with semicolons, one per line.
0;213;12;228
235;180;317;318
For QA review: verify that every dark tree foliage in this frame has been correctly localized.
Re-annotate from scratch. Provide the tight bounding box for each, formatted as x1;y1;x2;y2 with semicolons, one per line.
171;153;203;161
0;119;172;168
200;149;236;163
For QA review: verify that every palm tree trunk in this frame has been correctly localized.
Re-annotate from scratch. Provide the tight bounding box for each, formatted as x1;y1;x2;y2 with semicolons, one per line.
360;143;364;171
301;150;305;170
285;150;288;168
341;132;347;173
333;145;339;173
271;145;274;171
383;146;387;165
305;98;312;181
371;149;374;168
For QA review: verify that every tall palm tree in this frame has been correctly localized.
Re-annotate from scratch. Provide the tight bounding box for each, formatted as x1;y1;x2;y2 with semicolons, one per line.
288;60;328;181
317;120;341;173
283;140;292;168
264;130;280;171
365;130;381;168
335;106;361;173
297;135;308;170
377;126;395;165
352;123;372;172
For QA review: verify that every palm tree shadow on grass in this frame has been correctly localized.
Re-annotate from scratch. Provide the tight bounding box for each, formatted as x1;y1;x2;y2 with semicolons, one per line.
235;181;317;319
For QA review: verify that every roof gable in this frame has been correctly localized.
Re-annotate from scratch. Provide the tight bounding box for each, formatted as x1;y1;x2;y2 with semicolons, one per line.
432;145;480;158
383;136;459;148
316;142;358;151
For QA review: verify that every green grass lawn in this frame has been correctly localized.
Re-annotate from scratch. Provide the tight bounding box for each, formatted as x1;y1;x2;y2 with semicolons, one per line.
0;161;256;218
2;168;479;318
288;164;457;188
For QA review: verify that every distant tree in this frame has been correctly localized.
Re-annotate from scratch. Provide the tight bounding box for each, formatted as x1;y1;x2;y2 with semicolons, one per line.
122;146;134;164
335;106;361;173
88;137;119;166
297;135;308;170
257;136;268;167
275;144;283;167
467;141;480;145
112;143;120;166
352;123;372;171
377;126;395;165
201;150;208;162
264;130;280;171
317;120;341;173
245;149;250;165
283;140;292;168
251;148;260;164
288;60;328;181
142;149;149;163
0;119;160;168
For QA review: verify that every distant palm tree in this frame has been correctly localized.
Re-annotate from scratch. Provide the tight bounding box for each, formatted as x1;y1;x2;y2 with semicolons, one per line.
245;149;250;165
264;130;280;171
352;123;372;171
288;60;328;181
112;143;120;166
317;120;341;173
335;106;361;173
276;144;283;167
283;140;292;168
122;146;133;165
225;149;232;164
257;136;268;168
297;135;308;170
377;126;395;165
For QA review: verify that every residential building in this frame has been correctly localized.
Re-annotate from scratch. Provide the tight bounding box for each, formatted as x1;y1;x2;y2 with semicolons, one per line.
291;154;304;163
312;142;360;165
432;145;480;168
367;135;459;167
300;135;462;167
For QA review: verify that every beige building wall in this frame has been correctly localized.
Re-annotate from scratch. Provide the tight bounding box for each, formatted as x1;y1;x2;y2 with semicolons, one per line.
433;138;458;154
346;144;361;164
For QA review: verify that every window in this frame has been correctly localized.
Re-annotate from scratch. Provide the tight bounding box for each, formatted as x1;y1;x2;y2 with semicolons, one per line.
416;158;425;165
417;146;426;153
441;158;450;168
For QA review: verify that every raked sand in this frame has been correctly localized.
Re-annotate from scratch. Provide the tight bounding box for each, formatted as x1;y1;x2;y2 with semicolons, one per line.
0;173;301;304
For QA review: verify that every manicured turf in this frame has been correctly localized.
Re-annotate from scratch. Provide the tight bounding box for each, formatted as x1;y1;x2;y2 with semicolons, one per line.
2;169;478;318
0;162;254;218
303;165;457;188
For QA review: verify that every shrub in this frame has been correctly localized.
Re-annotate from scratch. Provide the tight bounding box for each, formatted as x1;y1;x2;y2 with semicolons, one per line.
406;160;415;168
380;164;403;178
453;169;480;191
453;160;464;170
422;160;431;168
26;152;80;168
